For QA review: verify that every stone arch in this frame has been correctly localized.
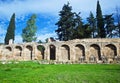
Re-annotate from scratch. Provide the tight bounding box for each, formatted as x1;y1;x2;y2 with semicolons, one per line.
75;44;85;61
104;44;117;59
49;44;56;60
61;45;70;61
5;46;12;51
89;44;101;61
4;46;13;59
26;45;33;60
37;45;45;59
14;46;22;56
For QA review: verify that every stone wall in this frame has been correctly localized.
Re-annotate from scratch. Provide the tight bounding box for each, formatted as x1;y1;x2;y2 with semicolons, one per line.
0;38;120;63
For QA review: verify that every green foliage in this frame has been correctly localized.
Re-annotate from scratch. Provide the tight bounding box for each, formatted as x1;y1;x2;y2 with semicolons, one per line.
115;6;120;37
73;24;92;39
38;40;42;43
104;14;116;38
45;38;48;43
22;14;37;42
56;2;92;40
87;12;96;38
55;2;75;41
4;13;15;44
0;61;120;83
83;24;92;38
96;1;106;38
37;45;45;53
72;13;84;39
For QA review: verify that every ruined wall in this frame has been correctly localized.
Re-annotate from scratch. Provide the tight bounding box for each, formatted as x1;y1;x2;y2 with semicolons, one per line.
0;38;120;63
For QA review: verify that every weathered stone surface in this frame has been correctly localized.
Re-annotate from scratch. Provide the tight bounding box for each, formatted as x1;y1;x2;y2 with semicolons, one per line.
0;38;120;63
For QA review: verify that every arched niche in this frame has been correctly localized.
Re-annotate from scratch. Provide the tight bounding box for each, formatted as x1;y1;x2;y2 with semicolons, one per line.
37;45;45;59
61;45;70;61
49;45;56;60
75;44;85;61
89;55;96;63
26;45;33;60
15;46;22;56
89;44;101;60
104;44;117;59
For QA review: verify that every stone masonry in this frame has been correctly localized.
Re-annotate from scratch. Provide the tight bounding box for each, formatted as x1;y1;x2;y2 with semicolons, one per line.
0;38;120;63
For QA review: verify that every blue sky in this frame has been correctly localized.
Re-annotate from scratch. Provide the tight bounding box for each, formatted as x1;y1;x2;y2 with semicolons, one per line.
0;0;120;43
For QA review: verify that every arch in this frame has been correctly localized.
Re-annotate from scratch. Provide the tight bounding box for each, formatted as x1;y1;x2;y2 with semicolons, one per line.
5;46;12;51
26;45;33;60
49;44;56;60
37;45;45;59
61;45;70;61
15;46;22;56
75;44;85;61
104;44;117;59
89;44;101;60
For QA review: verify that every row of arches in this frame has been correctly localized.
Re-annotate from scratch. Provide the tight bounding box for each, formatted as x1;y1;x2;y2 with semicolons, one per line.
47;44;117;62
4;43;118;62
5;45;33;60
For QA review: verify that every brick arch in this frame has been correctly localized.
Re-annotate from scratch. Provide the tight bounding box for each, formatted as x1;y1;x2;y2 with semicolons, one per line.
61;44;70;61
75;44;85;61
89;44;101;61
37;45;45;59
104;44;117;59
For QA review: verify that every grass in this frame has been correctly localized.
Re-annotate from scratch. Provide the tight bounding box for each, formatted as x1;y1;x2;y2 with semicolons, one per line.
0;61;120;83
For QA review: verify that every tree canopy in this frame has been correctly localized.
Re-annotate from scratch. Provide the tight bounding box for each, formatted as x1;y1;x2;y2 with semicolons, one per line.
55;2;75;41
55;2;93;41
22;14;37;42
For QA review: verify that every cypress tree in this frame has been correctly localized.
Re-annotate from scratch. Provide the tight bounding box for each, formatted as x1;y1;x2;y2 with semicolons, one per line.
96;0;106;38
4;13;15;44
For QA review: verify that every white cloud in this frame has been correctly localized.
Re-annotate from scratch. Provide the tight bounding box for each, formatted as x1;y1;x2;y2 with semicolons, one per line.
0;0;120;43
37;32;57;42
0;0;67;19
0;0;119;19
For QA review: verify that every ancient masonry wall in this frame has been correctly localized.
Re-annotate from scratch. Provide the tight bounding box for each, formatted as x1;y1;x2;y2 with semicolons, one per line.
0;38;120;63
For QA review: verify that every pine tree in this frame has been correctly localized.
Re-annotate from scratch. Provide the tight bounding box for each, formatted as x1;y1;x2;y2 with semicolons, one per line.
104;14;115;38
96;0;106;38
72;13;84;39
87;12;96;38
82;24;92;38
22;14;37;42
55;2;75;41
4;13;15;44
115;6;120;37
